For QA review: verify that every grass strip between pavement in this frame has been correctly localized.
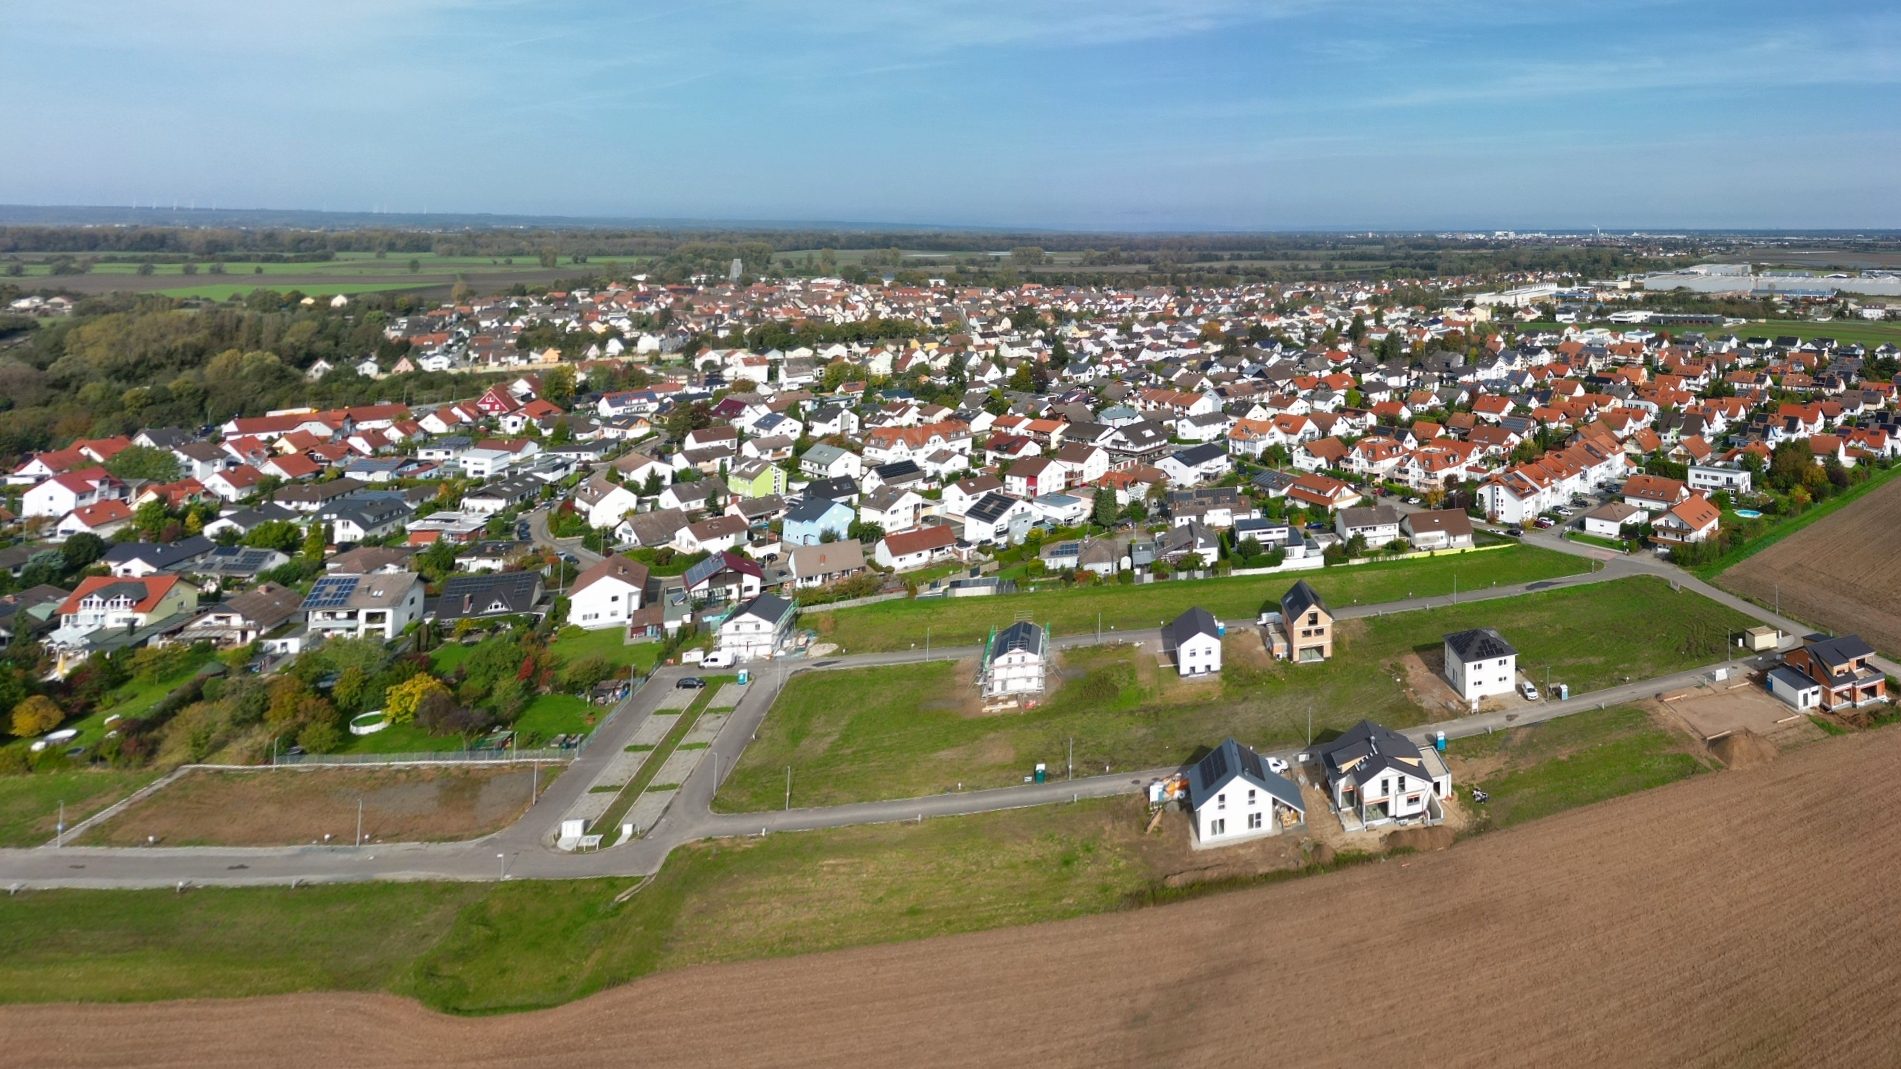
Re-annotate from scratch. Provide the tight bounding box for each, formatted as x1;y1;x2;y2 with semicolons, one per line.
594;677;731;846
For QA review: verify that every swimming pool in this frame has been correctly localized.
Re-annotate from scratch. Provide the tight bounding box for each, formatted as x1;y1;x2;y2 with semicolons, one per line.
1734;508;1762;519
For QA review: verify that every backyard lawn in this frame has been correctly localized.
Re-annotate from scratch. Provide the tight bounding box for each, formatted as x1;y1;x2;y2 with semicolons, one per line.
547;626;664;675
718;576;1756;810
806;544;1589;653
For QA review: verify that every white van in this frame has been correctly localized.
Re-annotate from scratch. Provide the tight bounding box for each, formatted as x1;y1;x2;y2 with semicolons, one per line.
701;650;736;669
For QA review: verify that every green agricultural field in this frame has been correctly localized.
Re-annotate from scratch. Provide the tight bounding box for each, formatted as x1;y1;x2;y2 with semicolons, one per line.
0;798;1160;1014
720;576;1754;810
808;544;1589;654
0;768;160;847
1451;705;1709;830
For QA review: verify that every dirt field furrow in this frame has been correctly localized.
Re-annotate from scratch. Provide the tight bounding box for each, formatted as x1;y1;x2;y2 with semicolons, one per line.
10;729;1901;1069
1721;475;1901;655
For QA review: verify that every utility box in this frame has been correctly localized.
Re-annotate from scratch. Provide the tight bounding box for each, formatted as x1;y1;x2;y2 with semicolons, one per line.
1742;626;1780;652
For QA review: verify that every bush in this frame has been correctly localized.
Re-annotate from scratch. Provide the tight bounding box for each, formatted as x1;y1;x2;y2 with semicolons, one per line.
297;719;343;754
561;656;616;691
10;695;64;737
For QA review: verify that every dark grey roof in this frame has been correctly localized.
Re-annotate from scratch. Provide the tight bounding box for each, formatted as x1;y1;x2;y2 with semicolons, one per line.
1162;606;1221;655
433;571;544;620
102;535;214;571
1444;627;1517;663
1808;634;1875;670
803;476;860;502
1280;580;1329;622
786;497;850;524
1169;442;1228;466
1312;719;1430;790
993;620;1046;657
733;592;796;625
1186;737;1303;813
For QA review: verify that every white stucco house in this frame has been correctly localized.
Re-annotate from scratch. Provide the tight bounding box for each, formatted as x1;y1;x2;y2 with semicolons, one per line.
1442;627;1518;703
1185;737;1305;847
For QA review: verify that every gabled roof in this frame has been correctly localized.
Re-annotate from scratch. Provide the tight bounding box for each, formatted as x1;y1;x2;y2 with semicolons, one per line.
731;592;796;626
993;620;1046;657
570;554;650;597
1161;606;1221;655
1186;737;1303;813
1281;580;1330;622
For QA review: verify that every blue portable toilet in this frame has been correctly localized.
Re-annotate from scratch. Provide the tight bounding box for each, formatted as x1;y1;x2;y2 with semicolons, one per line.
737;669;750;686
1434;730;1447;752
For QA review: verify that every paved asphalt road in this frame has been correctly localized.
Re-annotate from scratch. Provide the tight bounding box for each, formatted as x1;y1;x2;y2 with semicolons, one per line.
2;535;1880;890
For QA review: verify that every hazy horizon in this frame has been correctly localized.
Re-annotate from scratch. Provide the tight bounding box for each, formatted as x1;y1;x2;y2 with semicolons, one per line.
3;1;1896;230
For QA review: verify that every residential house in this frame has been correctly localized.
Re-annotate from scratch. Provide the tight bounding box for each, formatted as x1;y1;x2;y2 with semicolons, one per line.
1443;627;1518;703
1399;509;1474;551
787;540;867;589
1334;505;1403;547
175;583;303;648
1311;719;1451;829
1162;607;1223;677
568;555;651;631
1777;635;1888;712
432;571;545;622
717;593;798;660
782;497;856;546
873;525;962;571
301;571;425;642
1185;737;1305;847
681;551;764;605
1265;580;1334;663
979;620;1048;698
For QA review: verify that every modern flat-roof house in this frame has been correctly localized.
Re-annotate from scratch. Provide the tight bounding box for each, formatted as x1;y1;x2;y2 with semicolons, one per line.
718;593;798;660
1265;580;1334;663
1443;627;1518;703
1781;635;1888;712
1162;606;1223;677
301;571;424;642
1185;737;1305;847
980;620;1048;699
1311;719;1451;830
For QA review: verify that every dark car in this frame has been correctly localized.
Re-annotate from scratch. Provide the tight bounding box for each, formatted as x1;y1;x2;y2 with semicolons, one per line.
676;676;707;690
516;522;532;541
1504;527;1525;538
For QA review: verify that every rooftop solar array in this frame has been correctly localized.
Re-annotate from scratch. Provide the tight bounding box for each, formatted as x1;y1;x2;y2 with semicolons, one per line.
302;575;360;610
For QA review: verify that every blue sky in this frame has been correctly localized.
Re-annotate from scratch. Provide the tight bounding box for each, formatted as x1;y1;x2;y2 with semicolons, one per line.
2;0;1895;230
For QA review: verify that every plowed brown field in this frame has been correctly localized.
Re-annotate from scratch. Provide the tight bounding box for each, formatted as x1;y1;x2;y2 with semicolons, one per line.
1721;475;1901;654
9;729;1901;1069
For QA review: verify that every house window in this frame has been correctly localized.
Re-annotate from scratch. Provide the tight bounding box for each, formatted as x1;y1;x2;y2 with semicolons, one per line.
1247;788;1257;805
1210;818;1226;836
1248;812;1263;830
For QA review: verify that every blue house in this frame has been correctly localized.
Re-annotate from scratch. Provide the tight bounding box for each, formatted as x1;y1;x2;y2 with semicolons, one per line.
782;497;855;546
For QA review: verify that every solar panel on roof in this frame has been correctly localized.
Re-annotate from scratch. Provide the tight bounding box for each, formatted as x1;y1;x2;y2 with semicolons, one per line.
304;575;360;608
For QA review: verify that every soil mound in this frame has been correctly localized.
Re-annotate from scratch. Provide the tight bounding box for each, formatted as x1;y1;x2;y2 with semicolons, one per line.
1710;730;1778;769
1383;825;1455;852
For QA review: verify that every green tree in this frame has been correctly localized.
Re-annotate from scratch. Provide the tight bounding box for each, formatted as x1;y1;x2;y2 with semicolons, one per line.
541;365;576;406
407;259;422;274
1092;487;1118;528
105;444;183;483
61;533;106;571
302;523;328;560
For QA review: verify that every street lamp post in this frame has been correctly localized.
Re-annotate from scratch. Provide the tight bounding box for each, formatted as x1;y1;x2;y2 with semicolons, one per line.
498;852;508;880
356;798;363;847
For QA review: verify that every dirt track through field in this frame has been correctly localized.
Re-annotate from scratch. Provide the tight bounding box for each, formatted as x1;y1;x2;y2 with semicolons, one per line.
1721;475;1901;655
11;729;1901;1068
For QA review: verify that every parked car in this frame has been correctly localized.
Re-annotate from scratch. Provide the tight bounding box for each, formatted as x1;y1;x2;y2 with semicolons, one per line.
1519;681;1540;701
1405;496;1421;505
1266;755;1290;775
700;651;735;669
676;676;707;690
1504;526;1525;538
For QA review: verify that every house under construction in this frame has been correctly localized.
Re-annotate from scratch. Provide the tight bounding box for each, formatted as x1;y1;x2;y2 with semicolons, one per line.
979;620;1049;699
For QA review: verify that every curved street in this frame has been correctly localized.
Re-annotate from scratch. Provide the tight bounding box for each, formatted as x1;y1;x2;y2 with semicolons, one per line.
3;536;1882;890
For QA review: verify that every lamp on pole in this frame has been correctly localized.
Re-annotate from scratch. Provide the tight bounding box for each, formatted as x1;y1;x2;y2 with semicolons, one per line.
497;852;508;880
785;766;792;811
356;798;364;847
